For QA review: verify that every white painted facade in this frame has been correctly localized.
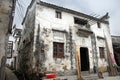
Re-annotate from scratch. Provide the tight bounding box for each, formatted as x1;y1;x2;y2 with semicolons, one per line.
22;1;114;74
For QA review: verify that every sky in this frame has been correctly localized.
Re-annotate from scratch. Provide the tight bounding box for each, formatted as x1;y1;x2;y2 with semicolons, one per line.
13;0;120;36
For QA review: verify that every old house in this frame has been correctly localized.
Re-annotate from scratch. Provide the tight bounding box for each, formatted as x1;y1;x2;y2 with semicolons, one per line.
6;26;22;70
112;36;120;71
17;0;115;79
12;26;22;70
0;0;16;80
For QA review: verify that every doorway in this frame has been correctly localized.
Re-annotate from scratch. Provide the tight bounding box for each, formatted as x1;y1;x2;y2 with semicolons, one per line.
80;47;90;71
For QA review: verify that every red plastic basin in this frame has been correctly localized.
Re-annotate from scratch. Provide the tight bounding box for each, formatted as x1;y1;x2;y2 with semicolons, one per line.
45;73;57;79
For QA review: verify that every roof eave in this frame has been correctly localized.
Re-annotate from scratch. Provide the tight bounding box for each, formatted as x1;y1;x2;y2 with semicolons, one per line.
37;1;109;24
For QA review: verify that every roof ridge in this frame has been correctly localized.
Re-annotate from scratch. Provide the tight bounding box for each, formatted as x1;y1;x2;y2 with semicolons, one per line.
37;1;109;24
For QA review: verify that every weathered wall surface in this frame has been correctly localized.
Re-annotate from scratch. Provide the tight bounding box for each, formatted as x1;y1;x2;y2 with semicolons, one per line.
35;4;112;74
17;2;36;78
20;1;113;77
91;23;113;72
0;0;12;66
35;5;76;74
0;0;13;80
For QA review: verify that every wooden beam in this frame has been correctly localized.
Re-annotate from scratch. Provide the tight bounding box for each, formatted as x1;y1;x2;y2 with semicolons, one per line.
105;36;117;76
75;46;81;80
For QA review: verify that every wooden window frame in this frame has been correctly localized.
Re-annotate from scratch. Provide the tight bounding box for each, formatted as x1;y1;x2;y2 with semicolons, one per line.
97;22;101;28
7;41;13;58
56;11;62;19
53;42;64;58
99;47;105;58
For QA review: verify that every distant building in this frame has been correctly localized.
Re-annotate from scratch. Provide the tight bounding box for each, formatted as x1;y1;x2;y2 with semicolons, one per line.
16;0;114;79
12;27;22;70
6;27;22;70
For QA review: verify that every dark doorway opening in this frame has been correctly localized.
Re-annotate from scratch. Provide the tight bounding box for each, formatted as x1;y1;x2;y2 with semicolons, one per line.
80;47;89;71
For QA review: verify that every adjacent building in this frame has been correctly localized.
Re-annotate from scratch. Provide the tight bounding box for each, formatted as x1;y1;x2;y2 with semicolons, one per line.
0;0;16;80
6;26;22;70
17;0;114;79
112;36;120;70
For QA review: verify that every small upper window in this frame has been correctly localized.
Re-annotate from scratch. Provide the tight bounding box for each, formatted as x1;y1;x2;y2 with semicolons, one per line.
97;22;101;28
99;47;105;58
56;11;62;19
74;17;87;25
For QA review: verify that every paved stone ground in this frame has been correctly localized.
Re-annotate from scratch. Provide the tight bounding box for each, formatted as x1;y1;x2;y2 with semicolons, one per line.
82;72;120;80
43;75;120;80
98;76;120;80
43;72;120;80
4;68;119;80
5;68;18;80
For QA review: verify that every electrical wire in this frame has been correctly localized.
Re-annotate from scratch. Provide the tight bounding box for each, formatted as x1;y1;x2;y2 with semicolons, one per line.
14;0;28;26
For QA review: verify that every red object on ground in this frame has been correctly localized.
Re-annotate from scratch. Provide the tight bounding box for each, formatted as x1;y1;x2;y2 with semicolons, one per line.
45;73;57;79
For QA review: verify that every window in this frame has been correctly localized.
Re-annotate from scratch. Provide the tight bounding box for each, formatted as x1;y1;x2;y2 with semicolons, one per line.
7;41;13;58
53;30;64;40
99;47;105;58
74;17;87;25
97;22;101;28
53;42;64;58
56;11;62;19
